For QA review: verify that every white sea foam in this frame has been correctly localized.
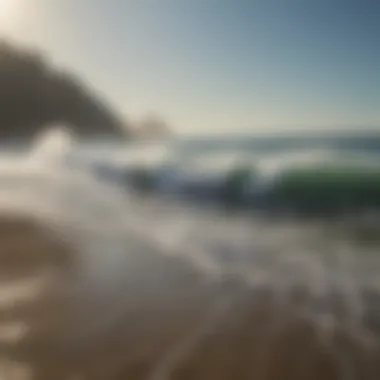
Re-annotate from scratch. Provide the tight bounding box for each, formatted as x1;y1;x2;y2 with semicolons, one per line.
0;128;379;378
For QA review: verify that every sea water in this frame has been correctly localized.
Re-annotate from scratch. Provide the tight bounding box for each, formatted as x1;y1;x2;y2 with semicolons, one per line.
0;128;378;378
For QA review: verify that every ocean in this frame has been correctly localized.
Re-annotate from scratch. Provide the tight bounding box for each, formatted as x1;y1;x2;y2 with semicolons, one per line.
0;128;378;378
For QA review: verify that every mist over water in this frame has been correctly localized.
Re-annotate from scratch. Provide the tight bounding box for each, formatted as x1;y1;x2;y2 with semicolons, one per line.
0;128;379;378
2;128;379;308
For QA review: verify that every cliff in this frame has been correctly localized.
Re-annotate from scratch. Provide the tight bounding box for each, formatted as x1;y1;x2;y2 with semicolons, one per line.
0;41;127;142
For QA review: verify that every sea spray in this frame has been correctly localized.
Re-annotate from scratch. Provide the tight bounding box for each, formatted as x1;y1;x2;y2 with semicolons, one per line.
0;130;378;378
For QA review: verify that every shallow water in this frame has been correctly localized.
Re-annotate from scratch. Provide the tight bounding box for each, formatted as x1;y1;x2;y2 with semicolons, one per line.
0;132;379;378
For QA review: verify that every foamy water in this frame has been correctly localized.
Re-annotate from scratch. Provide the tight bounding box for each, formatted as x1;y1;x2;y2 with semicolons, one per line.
0;129;379;378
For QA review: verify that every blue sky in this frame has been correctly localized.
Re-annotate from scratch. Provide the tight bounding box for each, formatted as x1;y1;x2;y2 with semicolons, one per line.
2;0;379;134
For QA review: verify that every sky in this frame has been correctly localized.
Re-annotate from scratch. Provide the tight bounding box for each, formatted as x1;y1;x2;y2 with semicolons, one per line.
0;0;379;135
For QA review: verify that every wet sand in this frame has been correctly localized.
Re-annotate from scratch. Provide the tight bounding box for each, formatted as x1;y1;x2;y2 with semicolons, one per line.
0;204;379;379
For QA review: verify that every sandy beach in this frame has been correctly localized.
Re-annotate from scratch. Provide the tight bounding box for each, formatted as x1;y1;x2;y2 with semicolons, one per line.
0;194;378;379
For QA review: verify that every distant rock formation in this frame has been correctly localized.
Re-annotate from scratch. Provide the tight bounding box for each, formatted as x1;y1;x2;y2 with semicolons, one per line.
0;40;128;142
134;113;172;140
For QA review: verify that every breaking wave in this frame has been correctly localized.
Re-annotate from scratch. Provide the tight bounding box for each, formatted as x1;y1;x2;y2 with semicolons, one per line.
0;129;379;378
